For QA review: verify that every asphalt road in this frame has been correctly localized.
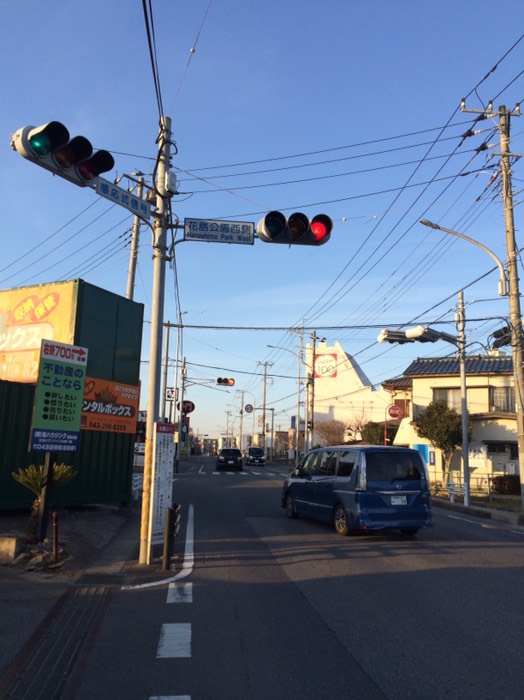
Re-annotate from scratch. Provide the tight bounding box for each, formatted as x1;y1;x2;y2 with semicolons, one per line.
71;456;524;699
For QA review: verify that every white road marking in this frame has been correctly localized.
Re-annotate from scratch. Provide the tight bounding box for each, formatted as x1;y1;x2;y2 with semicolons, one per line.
167;581;193;604
122;504;195;590
156;623;191;658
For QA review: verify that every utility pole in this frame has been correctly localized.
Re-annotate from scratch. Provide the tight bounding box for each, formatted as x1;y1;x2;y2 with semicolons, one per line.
239;390;244;453
126;176;144;300
308;331;318;449
176;356;187;464
162;321;171;422
257;361;273;451
456;290;470;507
499;105;524;505
139;116;173;565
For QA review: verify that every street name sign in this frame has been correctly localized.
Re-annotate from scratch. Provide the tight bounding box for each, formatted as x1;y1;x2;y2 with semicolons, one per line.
184;218;254;245
96;177;151;220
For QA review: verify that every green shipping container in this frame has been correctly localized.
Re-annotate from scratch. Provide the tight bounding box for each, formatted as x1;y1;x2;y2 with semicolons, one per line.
0;279;144;510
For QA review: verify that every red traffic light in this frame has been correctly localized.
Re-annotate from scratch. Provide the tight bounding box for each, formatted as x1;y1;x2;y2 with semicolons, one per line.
257;211;333;246
215;377;235;386
11;121;115;187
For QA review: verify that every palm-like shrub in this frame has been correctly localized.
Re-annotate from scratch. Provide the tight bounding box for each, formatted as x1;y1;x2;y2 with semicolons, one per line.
11;463;77;542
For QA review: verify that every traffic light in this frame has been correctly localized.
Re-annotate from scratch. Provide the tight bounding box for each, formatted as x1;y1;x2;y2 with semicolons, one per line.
377;329;414;344
215;377;235;386
257;211;333;245
10;121;115;187
378;326;440;344
491;326;512;349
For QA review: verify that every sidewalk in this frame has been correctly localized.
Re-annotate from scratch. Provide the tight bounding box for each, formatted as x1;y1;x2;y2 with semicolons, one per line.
0;504;142;681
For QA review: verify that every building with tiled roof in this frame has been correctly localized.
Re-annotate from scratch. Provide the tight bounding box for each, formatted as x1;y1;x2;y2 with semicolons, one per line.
383;353;517;487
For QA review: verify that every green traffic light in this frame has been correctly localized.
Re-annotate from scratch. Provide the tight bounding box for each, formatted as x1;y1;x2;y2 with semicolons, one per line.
29;133;52;156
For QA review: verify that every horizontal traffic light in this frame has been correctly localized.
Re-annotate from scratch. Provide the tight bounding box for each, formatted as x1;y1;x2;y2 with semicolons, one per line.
215;377;235;386
11;121;115;188
257;211;333;246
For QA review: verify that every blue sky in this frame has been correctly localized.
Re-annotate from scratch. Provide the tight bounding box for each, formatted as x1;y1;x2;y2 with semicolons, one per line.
1;1;523;438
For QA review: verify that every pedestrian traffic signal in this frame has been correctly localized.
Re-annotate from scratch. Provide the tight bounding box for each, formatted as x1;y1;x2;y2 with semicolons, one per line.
215;377;235;386
10;121;115;187
257;211;333;246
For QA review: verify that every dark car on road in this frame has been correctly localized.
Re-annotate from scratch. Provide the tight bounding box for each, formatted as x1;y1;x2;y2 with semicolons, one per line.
216;448;243;471
244;446;265;466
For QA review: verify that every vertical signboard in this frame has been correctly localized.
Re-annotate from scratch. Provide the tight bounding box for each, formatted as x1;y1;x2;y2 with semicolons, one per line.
31;339;88;452
148;423;175;561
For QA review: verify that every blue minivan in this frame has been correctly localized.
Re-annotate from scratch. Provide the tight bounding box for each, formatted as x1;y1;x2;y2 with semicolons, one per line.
281;445;432;536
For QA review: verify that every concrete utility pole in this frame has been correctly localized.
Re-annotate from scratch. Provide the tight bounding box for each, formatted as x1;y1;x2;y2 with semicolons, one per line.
238;390;244;453
139;116;173;565
258;361;273;451
308;331;318;449
456;290;470;507
176;356;187;463
499;105;524;505
126;177;144;300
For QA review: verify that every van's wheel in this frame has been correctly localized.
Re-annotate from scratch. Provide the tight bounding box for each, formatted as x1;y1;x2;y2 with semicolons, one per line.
285;493;297;519
334;504;349;536
401;527;419;536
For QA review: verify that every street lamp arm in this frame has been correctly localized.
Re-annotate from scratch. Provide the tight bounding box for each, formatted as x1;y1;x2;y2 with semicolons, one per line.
420;219;508;296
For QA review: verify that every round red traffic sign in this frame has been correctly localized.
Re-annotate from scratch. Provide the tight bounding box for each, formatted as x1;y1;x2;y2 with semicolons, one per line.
387;404;403;419
244;404;254;413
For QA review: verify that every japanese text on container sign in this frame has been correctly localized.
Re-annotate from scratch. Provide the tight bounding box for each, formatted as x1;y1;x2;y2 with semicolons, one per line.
32;430;78;452
82;400;134;417
43;393;79;422
42;362;85;391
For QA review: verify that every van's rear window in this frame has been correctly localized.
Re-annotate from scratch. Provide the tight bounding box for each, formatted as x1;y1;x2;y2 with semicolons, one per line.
365;452;422;480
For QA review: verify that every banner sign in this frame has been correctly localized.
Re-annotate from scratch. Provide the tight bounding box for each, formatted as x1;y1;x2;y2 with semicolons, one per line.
81;377;140;433
31;339;88;453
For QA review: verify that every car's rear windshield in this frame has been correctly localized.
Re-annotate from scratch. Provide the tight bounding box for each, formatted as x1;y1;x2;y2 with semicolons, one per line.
222;449;241;457
365;451;422;481
249;448;264;455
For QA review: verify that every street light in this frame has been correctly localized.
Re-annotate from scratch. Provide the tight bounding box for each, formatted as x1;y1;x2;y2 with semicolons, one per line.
420;220;508;296
420;219;524;510
267;345;302;467
378;292;470;506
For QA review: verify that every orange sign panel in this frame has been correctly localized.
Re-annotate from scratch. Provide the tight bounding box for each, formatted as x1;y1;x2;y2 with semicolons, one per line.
0;281;77;383
81;377;140;434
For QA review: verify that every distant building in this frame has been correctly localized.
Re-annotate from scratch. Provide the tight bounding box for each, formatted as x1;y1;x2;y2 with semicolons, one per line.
305;340;394;442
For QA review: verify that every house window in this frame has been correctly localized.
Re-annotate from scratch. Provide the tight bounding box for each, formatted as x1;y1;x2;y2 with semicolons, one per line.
489;386;515;413
433;388;461;411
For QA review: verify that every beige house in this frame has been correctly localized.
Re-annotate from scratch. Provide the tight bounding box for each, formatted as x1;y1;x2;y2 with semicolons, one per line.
383;353;517;487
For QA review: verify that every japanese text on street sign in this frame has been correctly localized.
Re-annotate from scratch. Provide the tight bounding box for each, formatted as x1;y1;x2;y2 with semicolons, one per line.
148;423;175;554
96;177;151;220
31;339;88;453
184;218;254;245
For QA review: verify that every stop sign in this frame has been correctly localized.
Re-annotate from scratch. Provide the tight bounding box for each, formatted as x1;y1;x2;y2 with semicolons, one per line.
387;404;403;419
